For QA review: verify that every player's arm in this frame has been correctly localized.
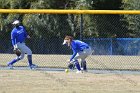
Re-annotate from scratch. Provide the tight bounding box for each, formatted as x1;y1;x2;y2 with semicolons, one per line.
11;32;17;50
23;26;30;38
70;48;77;61
26;34;30;39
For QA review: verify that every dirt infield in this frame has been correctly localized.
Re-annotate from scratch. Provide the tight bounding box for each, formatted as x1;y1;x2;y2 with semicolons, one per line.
0;70;140;93
1;54;140;70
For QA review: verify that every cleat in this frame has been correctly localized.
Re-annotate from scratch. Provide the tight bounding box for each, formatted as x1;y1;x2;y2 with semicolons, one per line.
76;70;82;73
81;68;88;72
81;68;84;70
29;64;37;69
7;64;14;69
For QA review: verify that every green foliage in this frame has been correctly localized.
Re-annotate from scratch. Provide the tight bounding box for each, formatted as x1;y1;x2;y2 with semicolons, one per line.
0;0;139;39
122;0;140;37
90;0;126;38
91;0;122;10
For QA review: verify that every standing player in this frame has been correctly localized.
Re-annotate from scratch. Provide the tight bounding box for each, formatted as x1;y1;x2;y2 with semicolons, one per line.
63;35;92;73
7;20;37;69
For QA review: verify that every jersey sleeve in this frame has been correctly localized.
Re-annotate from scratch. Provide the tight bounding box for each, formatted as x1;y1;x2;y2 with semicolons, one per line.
70;42;78;61
23;26;28;37
70;48;77;61
11;31;16;46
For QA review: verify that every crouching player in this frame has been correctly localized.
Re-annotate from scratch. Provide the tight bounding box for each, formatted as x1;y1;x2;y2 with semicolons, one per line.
63;35;92;73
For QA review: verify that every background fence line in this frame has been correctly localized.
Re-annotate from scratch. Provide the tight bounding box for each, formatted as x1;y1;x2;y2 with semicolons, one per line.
0;10;140;70
1;37;140;55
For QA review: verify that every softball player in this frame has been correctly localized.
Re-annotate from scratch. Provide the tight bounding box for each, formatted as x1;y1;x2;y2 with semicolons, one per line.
63;35;92;73
7;20;37;69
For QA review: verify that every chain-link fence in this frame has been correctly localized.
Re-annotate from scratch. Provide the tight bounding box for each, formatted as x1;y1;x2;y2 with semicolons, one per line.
0;13;140;70
84;38;140;55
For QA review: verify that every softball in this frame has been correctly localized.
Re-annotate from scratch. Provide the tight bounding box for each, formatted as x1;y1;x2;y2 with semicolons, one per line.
65;69;69;73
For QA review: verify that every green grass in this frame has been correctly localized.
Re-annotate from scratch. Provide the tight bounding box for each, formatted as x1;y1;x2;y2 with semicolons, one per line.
0;70;140;93
1;54;140;70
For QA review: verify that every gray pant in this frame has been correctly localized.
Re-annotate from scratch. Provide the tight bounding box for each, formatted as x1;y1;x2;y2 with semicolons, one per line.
16;42;32;60
73;47;92;62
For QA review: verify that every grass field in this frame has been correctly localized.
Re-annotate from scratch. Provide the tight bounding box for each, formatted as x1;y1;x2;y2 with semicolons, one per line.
0;54;140;93
1;54;140;70
0;70;140;93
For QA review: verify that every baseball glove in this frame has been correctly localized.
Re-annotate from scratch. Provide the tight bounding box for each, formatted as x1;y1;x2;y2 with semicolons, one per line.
68;62;75;70
13;48;21;56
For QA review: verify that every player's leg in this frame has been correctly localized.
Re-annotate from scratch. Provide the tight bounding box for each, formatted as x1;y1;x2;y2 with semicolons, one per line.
73;51;87;71
71;52;84;73
80;47;92;71
72;60;82;73
7;43;25;69
79;55;87;71
22;43;37;69
73;60;81;70
7;51;25;69
81;59;87;72
7;57;20;69
27;55;37;69
72;54;83;73
79;53;88;71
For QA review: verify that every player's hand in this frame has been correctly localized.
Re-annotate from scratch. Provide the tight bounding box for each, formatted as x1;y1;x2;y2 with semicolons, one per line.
27;35;30;38
13;47;18;53
67;59;71;63
13;48;16;51
13;44;18;51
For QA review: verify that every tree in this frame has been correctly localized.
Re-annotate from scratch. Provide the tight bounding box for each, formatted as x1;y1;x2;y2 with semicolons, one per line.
90;0;129;38
122;0;140;37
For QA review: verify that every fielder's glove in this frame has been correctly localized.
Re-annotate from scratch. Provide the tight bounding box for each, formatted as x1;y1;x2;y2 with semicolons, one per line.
68;62;75;70
13;48;21;56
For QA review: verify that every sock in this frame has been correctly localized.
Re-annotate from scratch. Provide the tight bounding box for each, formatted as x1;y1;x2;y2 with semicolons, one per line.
82;61;87;70
74;60;81;71
81;61;84;69
27;55;32;66
8;58;20;65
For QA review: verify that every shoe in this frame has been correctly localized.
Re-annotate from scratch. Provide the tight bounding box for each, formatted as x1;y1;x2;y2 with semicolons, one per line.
76;70;82;73
81;68;84;71
81;68;88;72
29;64;37;69
7;64;14;69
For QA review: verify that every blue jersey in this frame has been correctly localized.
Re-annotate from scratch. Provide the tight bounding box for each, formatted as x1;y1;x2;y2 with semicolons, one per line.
70;40;89;61
11;26;27;46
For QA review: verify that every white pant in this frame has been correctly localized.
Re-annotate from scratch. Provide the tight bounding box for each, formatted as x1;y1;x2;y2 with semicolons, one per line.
73;47;92;62
16;42;32;59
